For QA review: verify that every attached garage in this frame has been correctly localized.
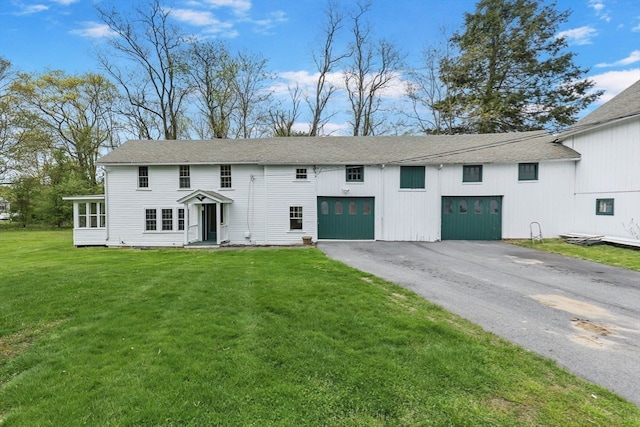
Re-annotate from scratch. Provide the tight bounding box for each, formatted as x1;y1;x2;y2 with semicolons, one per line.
441;196;502;240
317;197;375;240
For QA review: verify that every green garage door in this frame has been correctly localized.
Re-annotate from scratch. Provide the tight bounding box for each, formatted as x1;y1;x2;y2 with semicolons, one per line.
441;196;502;240
318;197;374;240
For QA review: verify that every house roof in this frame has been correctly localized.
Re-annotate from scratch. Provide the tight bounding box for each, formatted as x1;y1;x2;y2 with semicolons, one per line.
560;79;640;138
98;130;580;166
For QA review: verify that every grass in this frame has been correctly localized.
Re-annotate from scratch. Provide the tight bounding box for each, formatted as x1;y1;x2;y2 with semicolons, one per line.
1;230;639;426
512;239;640;272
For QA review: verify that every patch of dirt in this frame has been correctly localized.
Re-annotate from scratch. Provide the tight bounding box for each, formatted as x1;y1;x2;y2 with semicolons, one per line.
530;294;610;318
360;277;373;283
571;318;612;336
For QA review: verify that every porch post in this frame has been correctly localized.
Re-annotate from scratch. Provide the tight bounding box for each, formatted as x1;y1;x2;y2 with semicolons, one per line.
183;203;189;245
215;202;220;245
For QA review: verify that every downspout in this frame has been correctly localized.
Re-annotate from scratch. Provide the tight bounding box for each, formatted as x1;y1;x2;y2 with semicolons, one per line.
380;164;385;240
104;167;110;245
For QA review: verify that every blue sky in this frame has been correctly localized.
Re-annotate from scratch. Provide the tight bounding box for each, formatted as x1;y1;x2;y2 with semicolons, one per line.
1;0;639;133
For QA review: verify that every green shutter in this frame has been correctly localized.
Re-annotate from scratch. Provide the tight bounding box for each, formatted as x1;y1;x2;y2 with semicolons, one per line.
400;166;425;189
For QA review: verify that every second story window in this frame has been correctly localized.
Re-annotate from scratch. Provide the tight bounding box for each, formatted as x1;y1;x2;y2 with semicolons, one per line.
463;165;483;183
220;165;232;188
179;165;190;188
138;166;149;188
518;163;538;181
296;168;307;180
346;165;364;182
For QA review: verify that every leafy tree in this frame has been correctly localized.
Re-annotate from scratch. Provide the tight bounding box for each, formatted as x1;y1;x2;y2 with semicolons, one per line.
230;51;274;139
10;70;120;186
437;0;601;133
184;40;237;139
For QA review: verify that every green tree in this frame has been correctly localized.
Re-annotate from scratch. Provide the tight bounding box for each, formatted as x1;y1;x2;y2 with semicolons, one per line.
437;0;601;133
10;70;120;186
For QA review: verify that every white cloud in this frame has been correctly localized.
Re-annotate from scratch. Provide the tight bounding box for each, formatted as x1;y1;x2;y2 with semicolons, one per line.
589;69;640;103
557;26;598;45
588;0;611;22
202;0;252;16
596;50;640;68
50;0;79;5
14;4;49;15
69;22;117;38
170;8;220;26
246;10;287;33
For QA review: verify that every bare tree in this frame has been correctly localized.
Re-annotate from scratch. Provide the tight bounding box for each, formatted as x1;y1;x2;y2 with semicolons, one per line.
96;0;189;140
404;30;457;134
344;2;403;136
269;84;303;137
307;2;349;136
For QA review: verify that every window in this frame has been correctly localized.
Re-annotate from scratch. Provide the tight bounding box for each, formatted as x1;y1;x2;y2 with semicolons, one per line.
346;165;364;182
519;163;538;181
220;165;232;188
320;201;329;215
178;208;185;231
459;200;468;213
296;168;307;180
77;202;106;228
162;209;173;231
363;201;371;215
179;166;190;189
596;199;614;216
138;166;149;188
463;165;483;183
335;201;343;215
145;209;157;231
490;199;499;214
290;206;303;230
400;166;425;189
349;201;357;215
474;199;483;214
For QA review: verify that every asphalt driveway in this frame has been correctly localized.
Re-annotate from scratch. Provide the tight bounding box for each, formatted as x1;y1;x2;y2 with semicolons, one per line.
318;241;640;406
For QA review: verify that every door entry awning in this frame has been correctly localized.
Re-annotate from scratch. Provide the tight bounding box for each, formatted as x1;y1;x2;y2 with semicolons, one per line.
177;190;234;205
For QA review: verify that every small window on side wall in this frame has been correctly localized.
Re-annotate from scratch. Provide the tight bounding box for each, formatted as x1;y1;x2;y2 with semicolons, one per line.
596;198;614;216
518;163;538;181
346;165;364;182
463;165;482;183
296;168;307;180
220;165;232;188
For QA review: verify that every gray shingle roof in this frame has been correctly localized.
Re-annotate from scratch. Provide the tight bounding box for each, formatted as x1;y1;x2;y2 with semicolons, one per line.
562;79;640;137
98;130;580;166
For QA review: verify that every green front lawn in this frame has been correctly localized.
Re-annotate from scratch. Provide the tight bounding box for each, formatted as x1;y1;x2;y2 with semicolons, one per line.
513;239;640;272
1;231;638;426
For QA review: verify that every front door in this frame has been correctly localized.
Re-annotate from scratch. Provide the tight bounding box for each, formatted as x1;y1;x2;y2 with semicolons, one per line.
203;204;217;242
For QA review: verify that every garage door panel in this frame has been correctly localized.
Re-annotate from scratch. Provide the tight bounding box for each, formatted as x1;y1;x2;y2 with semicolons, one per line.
442;196;502;240
318;197;374;240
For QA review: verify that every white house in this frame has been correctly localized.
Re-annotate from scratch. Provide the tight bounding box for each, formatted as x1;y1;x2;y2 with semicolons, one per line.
64;79;640;247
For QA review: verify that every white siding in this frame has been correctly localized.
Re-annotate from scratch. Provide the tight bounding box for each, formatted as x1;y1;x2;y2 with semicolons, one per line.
564;118;640;238
439;162;576;239
264;165;317;244
379;165;439;241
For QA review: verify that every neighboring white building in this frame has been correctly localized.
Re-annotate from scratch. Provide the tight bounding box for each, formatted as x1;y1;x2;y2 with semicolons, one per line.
64;80;640;247
558;79;640;241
